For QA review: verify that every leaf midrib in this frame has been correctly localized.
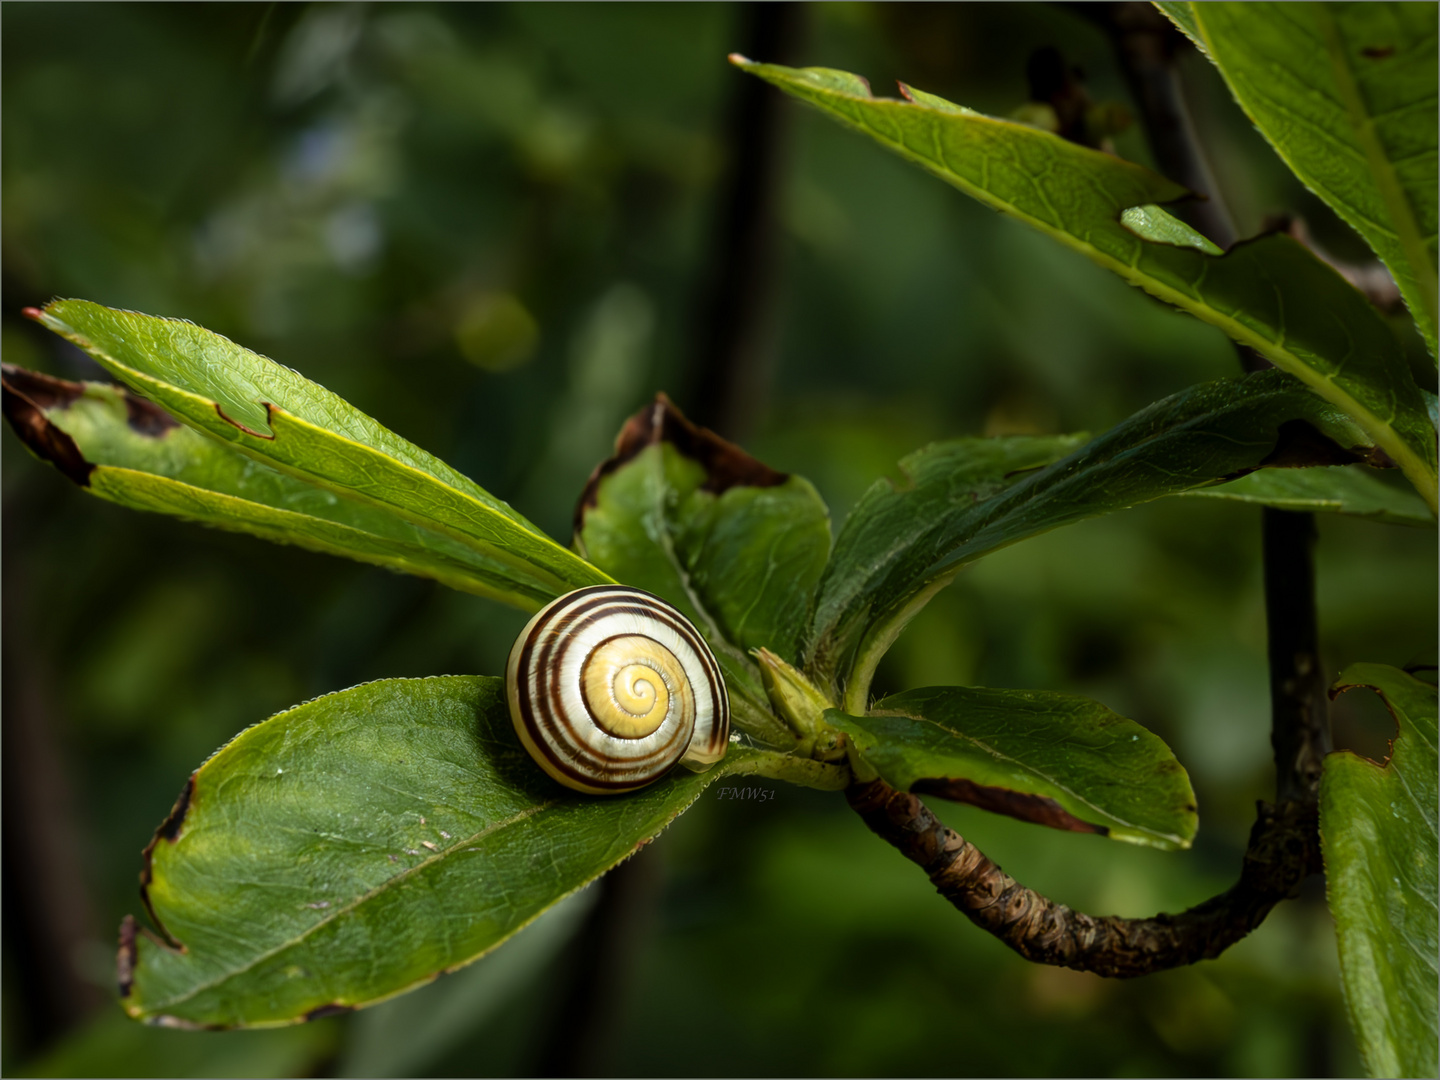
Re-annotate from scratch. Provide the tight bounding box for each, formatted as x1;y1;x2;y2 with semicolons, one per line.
94;352;600;594
840;95;1429;462
147;800;558;1010
97;466;546;607
1311;2;1439;333
761;69;1439;506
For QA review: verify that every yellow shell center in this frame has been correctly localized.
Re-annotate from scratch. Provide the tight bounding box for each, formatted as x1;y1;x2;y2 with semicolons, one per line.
583;635;690;738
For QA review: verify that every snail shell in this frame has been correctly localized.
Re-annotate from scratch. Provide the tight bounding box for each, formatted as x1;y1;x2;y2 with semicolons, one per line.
506;585;730;794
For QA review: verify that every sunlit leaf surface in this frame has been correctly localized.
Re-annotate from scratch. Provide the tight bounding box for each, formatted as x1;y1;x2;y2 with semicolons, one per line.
26;301;609;611
1;367;567;607
125;676;746;1028
734;58;1438;508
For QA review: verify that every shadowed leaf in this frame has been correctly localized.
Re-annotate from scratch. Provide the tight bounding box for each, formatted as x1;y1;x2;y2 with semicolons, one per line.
1321;664;1438;1079
828;686;1196;849
1178;463;1435;525
807;371;1383;703
1190;2;1439;358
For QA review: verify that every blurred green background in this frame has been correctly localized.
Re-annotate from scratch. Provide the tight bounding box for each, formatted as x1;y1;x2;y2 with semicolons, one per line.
3;3;1434;1076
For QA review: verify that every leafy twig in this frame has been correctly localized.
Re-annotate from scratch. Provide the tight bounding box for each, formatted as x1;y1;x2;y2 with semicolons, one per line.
844;1;1332;976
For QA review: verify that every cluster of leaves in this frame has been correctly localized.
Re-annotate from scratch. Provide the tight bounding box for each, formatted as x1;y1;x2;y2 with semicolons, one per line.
2;3;1434;1076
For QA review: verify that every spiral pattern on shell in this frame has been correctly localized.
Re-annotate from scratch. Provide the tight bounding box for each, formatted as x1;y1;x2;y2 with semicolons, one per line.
506;585;730;794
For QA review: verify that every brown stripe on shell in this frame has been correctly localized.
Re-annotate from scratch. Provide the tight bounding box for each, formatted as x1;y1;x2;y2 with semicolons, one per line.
510;586;725;792
529;595;693;773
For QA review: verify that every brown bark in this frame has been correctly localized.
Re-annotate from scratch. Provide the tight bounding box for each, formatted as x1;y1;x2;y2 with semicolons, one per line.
847;778;1320;978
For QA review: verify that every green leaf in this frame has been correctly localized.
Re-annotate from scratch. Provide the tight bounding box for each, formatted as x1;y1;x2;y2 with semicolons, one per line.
123;676;749;1029
1190;2;1439;359
1320;664;1438;1078
576;396;832;746
1153;2;1210;59
1119;203;1224;255
1178;463;1437;525
1;367;572;609
828;685;1197;849
807;371;1381;705
26;301;608;611
732;58;1439;510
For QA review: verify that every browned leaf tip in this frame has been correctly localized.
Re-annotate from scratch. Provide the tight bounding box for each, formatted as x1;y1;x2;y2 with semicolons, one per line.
117;914;139;998
2;365;95;486
573;392;788;535
3;364;183;487
913;777;1109;836
138;775;196;952
4;362;179;437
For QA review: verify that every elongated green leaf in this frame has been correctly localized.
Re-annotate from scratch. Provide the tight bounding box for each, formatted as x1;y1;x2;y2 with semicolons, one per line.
828;685;1196;849
576;396;831;746
1320;664;1438;1079
1178;463;1436;525
808;371;1381;703
733;58;1438;509
124;676;750;1029
1;367;565;609
26;301;608;611
1189;2;1439;358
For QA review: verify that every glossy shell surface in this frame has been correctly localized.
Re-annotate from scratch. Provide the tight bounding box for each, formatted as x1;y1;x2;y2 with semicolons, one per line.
506;585;730;794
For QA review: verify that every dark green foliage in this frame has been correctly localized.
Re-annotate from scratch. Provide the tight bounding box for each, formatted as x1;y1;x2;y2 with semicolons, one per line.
4;3;1434;1076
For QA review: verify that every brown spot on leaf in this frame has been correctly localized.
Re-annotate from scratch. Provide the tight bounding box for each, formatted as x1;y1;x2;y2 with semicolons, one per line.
913;777;1110;835
305;1002;354;1021
125;394;180;436
117;915;139;998
574;392;788;535
1;365;95;486
1258;419;1387;470
1361;44;1395;59
138;775;196;951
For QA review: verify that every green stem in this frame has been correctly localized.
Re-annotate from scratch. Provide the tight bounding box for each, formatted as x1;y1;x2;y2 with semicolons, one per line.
843;573;955;715
725;749;851;791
